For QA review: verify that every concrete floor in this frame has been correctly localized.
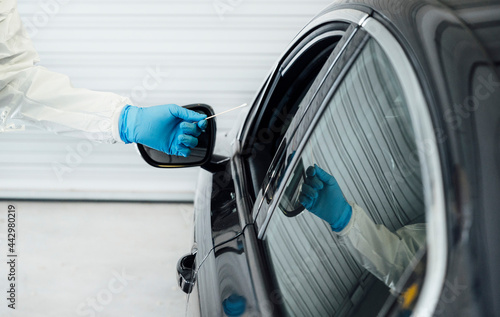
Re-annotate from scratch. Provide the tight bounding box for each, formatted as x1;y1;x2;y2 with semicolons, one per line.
0;201;194;317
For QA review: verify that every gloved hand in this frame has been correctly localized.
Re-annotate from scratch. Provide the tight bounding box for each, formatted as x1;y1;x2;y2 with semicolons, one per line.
299;164;352;232
119;104;207;157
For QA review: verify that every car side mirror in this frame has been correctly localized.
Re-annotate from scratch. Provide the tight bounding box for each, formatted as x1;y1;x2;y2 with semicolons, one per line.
136;104;216;168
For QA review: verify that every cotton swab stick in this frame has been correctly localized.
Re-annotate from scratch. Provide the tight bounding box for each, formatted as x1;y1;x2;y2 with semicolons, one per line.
205;103;248;120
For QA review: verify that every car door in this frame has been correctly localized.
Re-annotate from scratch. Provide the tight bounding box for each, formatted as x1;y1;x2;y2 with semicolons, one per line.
186;14;363;317
252;12;446;317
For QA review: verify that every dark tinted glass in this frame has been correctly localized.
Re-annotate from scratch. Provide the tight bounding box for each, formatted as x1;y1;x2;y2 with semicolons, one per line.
263;38;426;316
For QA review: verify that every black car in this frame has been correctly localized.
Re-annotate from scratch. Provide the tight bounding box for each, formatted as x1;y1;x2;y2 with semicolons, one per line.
138;0;500;316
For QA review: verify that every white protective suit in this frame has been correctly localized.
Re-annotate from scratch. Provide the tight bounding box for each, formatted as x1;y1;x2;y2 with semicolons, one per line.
0;0;129;143
338;203;426;289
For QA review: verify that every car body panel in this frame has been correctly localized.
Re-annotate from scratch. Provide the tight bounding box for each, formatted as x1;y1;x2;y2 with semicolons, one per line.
191;158;277;316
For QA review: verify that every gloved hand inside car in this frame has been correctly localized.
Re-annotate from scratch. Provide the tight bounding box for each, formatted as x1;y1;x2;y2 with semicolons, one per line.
299;164;352;232
119;104;207;157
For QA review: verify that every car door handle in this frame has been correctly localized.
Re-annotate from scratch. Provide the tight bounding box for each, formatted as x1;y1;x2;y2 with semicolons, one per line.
177;253;196;294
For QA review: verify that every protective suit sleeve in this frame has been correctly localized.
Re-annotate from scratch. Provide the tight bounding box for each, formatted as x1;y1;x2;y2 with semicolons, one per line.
336;203;426;289
0;0;130;143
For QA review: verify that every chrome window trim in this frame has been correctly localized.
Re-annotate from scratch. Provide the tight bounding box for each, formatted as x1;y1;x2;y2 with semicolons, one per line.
361;17;447;317
294;8;369;39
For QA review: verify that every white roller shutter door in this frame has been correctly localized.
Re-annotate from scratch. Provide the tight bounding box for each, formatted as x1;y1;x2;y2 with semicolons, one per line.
0;0;333;201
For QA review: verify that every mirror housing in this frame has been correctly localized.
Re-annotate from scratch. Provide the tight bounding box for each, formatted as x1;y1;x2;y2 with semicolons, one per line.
137;104;216;169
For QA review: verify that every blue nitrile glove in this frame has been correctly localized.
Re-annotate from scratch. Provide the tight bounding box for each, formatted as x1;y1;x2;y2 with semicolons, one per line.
299;164;352;232
119;104;207;157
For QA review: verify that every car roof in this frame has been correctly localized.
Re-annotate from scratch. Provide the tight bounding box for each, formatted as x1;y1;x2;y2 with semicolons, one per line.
320;0;500;66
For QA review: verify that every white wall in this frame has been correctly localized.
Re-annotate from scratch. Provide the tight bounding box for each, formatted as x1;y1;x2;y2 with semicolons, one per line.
0;0;333;201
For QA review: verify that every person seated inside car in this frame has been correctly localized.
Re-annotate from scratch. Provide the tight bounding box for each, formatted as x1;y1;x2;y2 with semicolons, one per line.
299;164;425;290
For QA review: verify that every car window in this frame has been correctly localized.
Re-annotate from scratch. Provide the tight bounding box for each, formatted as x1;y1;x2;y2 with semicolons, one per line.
262;38;426;316
242;23;349;199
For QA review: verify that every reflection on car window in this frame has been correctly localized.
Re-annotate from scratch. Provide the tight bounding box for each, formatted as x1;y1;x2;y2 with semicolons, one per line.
263;38;426;316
